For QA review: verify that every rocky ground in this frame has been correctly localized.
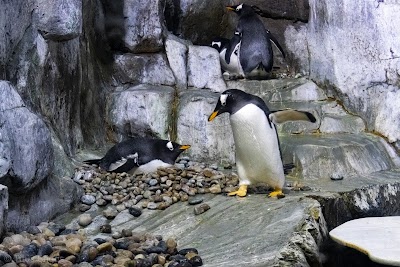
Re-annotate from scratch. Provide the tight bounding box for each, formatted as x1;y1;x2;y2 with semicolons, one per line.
0;155;318;267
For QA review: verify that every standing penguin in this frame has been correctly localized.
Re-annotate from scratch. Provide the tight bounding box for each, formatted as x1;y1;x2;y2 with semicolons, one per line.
225;3;273;78
211;36;244;78
84;138;191;174
208;89;316;198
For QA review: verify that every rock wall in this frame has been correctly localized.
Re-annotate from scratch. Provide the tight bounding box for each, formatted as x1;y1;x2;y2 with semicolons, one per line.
1;0;399;232
285;0;400;149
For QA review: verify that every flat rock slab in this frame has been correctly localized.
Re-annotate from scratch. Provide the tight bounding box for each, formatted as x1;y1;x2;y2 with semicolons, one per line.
88;194;319;267
329;216;400;266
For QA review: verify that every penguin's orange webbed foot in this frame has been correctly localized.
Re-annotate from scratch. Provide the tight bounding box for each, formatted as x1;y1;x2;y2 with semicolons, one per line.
228;185;248;197
268;189;285;199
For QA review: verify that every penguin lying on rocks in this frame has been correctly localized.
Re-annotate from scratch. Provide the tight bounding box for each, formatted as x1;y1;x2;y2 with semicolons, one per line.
84;138;191;174
208;89;316;198
225;3;280;79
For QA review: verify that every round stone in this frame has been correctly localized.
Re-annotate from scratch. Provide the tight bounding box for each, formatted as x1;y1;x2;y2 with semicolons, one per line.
81;194;96;205
78;214;92;227
148;179;158;186
188;197;203;205
128;207;142;217
194;203;211;215
330;173;344;181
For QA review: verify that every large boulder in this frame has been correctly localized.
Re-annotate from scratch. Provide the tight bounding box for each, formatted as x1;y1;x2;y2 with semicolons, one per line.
164;0;234;45
290;0;400;148
107;84;175;140
34;0;82;41
7;176;83;232
176;90;235;164
165;33;192;91
0;81;53;193
124;0;165;53
187;45;227;92
113;54;176;86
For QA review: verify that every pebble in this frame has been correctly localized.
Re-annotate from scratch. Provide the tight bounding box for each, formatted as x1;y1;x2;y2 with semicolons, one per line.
103;207;118;219
78;214;92;227
81;194;96;205
194;203;211;215
128;207;142;217
188;197;203;205
99;224;112;233
330;173;344;181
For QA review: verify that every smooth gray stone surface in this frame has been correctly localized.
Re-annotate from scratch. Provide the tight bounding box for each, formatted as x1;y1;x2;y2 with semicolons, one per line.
81;194;322;267
281;133;396;180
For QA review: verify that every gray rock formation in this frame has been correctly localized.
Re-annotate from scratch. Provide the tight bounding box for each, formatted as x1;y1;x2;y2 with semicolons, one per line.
0;81;53;193
35;0;82;41
0;81;81;231
177;90;235;164
107;85;175;140
124;0;164;53
0;185;8;237
286;0;400;148
187;45;227;92
164;0;234;45
0;0;399;249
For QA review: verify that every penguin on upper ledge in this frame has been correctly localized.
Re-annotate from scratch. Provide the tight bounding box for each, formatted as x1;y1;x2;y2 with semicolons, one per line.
224;3;282;79
211;35;244;79
83;138;191;174
208;89;316;198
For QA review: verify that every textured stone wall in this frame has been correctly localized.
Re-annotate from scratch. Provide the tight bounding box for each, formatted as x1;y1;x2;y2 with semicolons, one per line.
285;0;400;150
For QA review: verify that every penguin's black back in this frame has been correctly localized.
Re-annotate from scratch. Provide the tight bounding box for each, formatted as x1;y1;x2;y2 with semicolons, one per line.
90;138;184;172
237;6;273;73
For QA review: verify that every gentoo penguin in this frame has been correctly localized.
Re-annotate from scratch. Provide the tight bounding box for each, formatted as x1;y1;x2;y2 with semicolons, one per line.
225;3;274;78
211;36;244;79
208;89;316;198
84;138;191;174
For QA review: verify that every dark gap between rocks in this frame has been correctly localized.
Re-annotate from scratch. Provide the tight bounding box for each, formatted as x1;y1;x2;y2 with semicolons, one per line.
311;183;400;267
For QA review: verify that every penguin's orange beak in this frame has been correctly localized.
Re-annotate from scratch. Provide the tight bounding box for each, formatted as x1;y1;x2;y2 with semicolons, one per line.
179;145;191;150
208;111;219;121
226;6;235;11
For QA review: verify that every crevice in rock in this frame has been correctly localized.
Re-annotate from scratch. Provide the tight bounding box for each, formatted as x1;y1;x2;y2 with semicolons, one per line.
168;88;180;142
308;183;400;266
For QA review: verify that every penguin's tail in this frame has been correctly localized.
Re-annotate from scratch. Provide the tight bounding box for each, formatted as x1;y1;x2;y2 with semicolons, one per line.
83;159;101;166
283;163;295;174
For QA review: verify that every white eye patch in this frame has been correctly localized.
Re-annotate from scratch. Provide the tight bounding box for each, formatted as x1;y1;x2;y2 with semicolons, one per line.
211;41;221;48
166;141;174;151
220;94;228;106
236;4;243;11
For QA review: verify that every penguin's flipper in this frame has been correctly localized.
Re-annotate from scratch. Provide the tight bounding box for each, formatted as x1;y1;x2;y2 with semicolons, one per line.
83;158;102;166
228;185;248;197
108;157;128;171
269;110;316;124
267;30;286;58
108;153;138;172
225;32;241;64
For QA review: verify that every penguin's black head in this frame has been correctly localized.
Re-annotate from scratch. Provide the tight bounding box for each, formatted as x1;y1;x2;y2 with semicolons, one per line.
208;89;251;121
226;3;255;17
158;140;191;163
211;37;230;52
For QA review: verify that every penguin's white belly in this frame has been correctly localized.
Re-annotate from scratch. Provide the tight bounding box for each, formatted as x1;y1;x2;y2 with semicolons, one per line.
219;44;244;77
132;160;172;175
230;104;285;189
